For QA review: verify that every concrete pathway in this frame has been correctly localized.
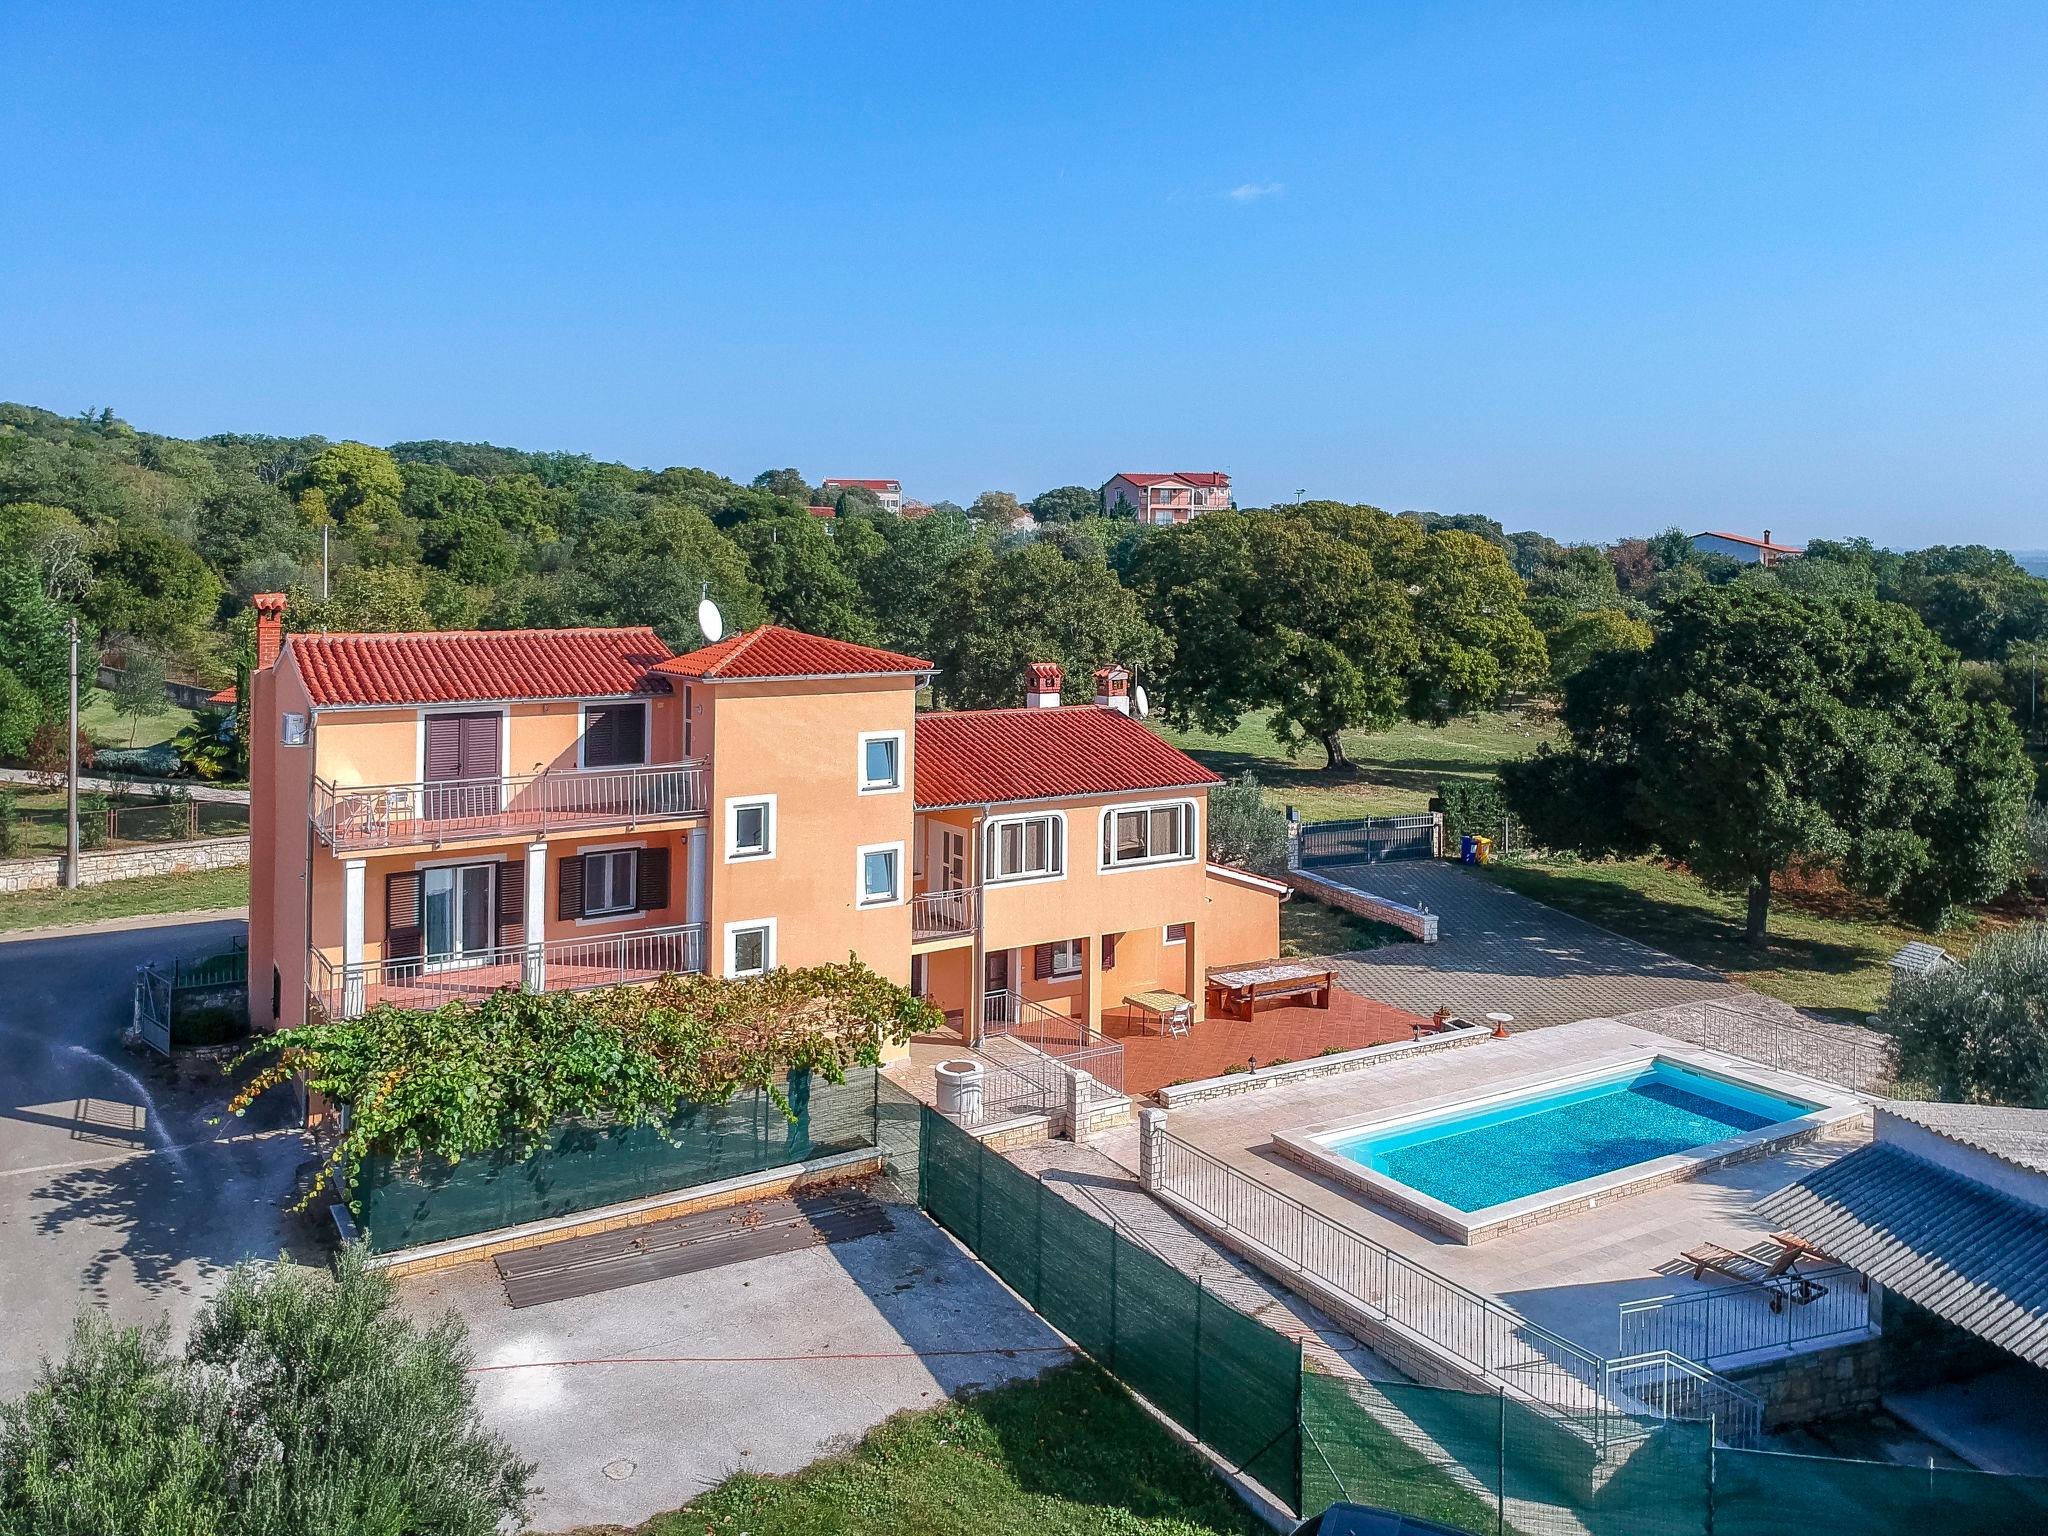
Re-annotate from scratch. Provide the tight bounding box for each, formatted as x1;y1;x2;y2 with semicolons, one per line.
0;767;248;803
1306;859;1745;1028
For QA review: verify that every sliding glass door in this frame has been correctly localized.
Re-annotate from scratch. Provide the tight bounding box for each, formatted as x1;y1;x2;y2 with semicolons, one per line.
423;864;494;970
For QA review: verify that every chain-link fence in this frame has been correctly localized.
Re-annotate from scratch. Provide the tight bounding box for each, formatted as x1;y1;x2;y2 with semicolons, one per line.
908;1104;2048;1534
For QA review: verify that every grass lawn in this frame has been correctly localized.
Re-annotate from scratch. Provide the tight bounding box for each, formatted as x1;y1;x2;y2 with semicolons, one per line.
634;1360;1268;1536
1156;708;1558;822
1482;855;2010;1017
80;691;197;749
0;786;249;854
0;865;249;932
1283;896;1410;958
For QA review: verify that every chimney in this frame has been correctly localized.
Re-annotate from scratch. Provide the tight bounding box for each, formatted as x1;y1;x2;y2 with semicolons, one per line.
1763;529;1772;547
1024;662;1063;708
253;592;288;671
1094;665;1131;714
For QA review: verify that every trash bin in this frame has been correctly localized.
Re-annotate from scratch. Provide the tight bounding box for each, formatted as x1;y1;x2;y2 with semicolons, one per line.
934;1058;984;1121
1474;835;1493;865
1460;835;1478;864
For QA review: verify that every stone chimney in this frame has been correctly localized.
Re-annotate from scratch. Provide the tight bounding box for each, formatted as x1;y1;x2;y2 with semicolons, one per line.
1024;662;1064;708
1093;665;1131;714
253;592;288;671
1763;529;1772;547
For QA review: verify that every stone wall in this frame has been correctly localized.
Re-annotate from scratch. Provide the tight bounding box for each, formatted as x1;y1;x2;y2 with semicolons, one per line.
0;835;249;894
1283;869;1440;942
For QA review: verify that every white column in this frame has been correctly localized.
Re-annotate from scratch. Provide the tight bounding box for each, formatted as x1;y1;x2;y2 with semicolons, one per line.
342;859;366;1019
687;825;709;970
523;840;547;992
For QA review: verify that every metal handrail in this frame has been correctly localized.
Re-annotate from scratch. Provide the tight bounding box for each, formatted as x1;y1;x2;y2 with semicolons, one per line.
1618;1263;1875;1365
909;885;977;940
1606;1351;1767;1449
311;921;706;1017
310;761;707;851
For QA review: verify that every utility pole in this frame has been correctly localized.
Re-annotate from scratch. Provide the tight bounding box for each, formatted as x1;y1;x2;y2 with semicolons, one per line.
322;524;330;598
63;617;80;888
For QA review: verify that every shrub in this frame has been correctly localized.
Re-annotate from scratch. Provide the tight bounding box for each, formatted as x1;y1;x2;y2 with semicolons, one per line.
0;1247;533;1536
1891;923;2048;1106
77;791;110;850
2026;801;2048;881
92;742;183;778
174;706;239;781
0;789;16;858
1206;771;1289;875
1438;775;1511;845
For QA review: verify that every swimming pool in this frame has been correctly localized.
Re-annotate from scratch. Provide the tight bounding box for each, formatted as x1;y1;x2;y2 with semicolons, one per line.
1272;1053;1850;1243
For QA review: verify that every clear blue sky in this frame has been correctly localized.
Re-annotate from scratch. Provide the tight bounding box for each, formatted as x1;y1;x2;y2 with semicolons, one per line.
5;3;2045;548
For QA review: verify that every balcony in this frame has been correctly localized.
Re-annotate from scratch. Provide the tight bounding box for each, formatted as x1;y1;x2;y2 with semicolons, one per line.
312;922;707;1019
311;762;707;852
910;885;977;945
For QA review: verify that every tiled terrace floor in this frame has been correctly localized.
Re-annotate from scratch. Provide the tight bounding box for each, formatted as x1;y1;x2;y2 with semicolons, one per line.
1099;989;1434;1097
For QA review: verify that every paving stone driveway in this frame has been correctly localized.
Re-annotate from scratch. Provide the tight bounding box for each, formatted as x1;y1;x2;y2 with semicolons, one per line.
1308;860;1745;1029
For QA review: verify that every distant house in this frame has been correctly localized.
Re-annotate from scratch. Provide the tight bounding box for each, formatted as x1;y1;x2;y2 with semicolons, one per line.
821;478;903;514
1690;529;1802;567
1101;472;1232;525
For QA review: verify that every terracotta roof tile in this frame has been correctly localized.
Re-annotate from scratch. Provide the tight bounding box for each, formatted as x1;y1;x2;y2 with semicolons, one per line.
654;625;931;682
914;706;1221;808
287;628;672;707
1112;471;1231;488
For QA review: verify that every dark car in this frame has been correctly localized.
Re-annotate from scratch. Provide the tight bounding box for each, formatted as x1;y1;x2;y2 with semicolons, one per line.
1293;1505;1474;1536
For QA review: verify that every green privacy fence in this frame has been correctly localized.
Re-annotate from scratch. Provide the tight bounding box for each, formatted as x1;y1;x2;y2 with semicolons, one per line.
912;1105;2048;1535
917;1105;1302;1509
354;1068;880;1252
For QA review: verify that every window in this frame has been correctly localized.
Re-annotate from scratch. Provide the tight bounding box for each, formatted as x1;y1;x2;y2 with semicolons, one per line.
725;795;775;861
1164;922;1190;945
858;843;901;906
1035;938;1083;979
725;919;776;977
986;813;1064;883
281;712;308;745
582;702;647;768
858;730;903;792
584;849;639;916
1102;801;1196;869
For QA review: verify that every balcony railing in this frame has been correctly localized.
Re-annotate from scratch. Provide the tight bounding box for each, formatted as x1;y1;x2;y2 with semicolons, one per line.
910;885;977;942
311;762;707;851
312;922;706;1018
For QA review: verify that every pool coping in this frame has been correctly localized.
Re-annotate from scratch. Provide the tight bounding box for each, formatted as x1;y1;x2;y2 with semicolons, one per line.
1269;1045;1870;1245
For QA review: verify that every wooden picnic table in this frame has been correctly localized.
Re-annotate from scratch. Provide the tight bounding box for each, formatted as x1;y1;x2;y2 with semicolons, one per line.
1204;961;1335;1021
1123;989;1195;1037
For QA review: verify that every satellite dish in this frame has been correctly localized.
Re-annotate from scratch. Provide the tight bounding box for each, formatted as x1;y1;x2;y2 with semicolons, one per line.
696;588;725;644
1134;685;1151;719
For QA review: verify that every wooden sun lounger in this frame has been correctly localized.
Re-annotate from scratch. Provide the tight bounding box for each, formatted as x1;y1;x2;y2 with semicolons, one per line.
1682;1242;1828;1311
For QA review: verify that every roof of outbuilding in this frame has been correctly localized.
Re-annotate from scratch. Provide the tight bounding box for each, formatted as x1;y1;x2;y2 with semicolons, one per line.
1756;1142;2048;1367
914;706;1221;808
1692;531;1804;554
287;628;672;707
652;625;931;682
1886;1102;2048;1177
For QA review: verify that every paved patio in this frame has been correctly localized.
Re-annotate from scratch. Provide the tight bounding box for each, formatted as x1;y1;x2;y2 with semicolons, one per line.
1305;860;1746;1028
1100;988;1433;1096
1088;1018;1874;1365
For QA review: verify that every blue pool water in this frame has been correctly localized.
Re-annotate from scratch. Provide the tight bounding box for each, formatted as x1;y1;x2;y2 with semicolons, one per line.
1322;1063;1816;1213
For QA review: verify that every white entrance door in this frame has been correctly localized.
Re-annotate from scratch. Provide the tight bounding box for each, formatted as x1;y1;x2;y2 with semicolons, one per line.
423;864;494;970
938;827;966;889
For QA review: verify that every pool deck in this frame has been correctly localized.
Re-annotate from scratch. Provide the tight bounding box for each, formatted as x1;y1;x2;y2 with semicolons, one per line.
1089;1017;1876;1364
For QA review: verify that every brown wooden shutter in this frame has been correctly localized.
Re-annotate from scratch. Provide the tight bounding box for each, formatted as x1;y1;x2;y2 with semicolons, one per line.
1101;933;1118;970
424;717;462;781
1034;943;1054;981
385;871;424;960
582;706;616;767
557;854;585;921
496;861;524;946
636;846;670;913
461;712;500;778
617;703;646;765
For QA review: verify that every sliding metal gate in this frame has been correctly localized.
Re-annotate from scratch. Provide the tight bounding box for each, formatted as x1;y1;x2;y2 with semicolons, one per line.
1298;813;1435;867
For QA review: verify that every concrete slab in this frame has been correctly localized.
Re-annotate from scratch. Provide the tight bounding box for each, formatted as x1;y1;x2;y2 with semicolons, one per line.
400;1205;1069;1531
1886;1363;2048;1476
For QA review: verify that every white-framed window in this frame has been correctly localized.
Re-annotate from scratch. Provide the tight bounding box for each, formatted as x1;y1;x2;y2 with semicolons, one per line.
1164;922;1190;945
579;700;648;768
724;918;777;977
1045;938;1083;978
985;812;1064;883
857;730;904;793
1102;800;1198;870
583;848;639;916
724;795;776;861
281;712;308;745
857;841;903;907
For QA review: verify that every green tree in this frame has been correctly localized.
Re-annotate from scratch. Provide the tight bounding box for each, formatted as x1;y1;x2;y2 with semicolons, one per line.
751;467;814;502
107;642;167;746
1029;485;1097;525
292;442;412;563
555;501;765;647
291;565;435;633
728;514;877;642
1504;584;2034;941
0;670;41;762
836;504;981;661
1546;607;1652;685
82;528;223;654
1891;923;2048;1105
0;1249;533;1536
0;502;93;601
968;490;1025;527
1206;772;1289;875
0;562;71;723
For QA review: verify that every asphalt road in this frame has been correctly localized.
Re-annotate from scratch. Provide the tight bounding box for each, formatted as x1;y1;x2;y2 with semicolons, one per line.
0;916;308;1402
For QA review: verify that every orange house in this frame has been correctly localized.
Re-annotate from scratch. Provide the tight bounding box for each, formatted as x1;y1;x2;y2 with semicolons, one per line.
245;598;1280;1051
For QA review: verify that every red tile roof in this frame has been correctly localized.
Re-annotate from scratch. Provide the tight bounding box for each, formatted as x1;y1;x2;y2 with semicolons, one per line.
1112;471;1231;488
914;706;1221;808
821;478;901;492
204;685;238;706
654;625;931;682
807;504;838;518
287;628;672;707
1695;531;1804;554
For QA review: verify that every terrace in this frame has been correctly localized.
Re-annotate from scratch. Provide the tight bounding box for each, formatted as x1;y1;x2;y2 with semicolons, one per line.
310;761;707;852
311;922;706;1018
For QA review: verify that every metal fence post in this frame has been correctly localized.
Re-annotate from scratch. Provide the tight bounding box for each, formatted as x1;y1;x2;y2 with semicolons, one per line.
1107;1226;1119;1373
1192;1277;1205;1440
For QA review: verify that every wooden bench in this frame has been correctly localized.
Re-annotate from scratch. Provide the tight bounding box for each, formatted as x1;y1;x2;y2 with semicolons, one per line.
1205;962;1336;1021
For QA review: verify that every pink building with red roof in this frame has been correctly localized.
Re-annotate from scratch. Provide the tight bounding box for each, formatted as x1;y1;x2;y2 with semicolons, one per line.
820;477;902;513
1100;471;1232;525
245;602;1279;1052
